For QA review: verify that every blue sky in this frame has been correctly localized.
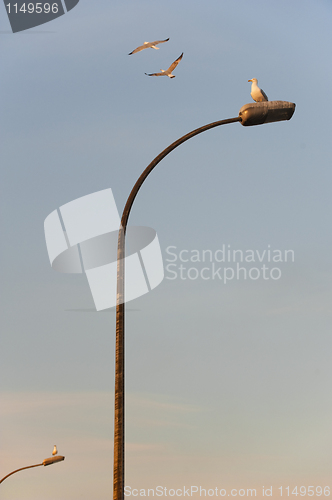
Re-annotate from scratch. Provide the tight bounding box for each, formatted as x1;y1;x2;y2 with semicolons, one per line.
1;1;331;499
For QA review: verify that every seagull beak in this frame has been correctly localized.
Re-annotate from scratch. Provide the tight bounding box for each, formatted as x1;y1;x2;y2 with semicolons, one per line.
248;79;252;82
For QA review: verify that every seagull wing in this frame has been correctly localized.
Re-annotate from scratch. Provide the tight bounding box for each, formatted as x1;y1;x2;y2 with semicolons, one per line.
261;88;268;101
128;44;146;55
150;37;170;46
145;72;165;77
167;53;183;73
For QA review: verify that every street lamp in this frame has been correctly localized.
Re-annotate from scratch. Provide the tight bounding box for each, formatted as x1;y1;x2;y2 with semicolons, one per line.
0;455;65;484
113;100;296;500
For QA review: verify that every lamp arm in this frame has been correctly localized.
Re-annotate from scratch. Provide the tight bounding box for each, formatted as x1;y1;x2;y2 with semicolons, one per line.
0;463;43;484
121;116;241;231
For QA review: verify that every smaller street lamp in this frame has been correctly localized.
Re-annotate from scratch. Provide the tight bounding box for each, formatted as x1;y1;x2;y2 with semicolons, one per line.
0;455;65;484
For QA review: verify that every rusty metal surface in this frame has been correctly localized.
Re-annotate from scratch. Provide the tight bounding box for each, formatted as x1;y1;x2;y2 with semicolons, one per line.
113;115;241;500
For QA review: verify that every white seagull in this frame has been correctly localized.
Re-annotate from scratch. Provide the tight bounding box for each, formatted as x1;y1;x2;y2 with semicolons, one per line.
52;445;58;456
145;53;183;78
248;78;268;102
129;38;169;55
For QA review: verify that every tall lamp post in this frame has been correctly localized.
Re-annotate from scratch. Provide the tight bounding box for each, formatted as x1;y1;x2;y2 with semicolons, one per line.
0;455;65;484
113;100;296;500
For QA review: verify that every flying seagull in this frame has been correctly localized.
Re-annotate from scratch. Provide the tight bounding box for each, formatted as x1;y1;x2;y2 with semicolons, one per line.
52;445;58;456
129;38;169;55
248;78;268;102
145;53;183;78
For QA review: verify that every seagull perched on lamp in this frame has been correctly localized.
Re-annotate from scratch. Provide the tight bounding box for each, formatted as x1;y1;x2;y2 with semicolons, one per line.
52;445;58;456
145;53;183;78
128;38;169;55
248;78;268;102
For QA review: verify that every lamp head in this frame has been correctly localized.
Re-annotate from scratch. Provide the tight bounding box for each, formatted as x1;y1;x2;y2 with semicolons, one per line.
239;101;296;126
43;455;65;466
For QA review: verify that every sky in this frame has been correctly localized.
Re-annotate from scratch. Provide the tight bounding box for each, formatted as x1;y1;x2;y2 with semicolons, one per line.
1;0;332;499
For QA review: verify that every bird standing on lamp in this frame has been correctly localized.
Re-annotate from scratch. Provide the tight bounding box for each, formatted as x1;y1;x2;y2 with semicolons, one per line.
248;78;268;102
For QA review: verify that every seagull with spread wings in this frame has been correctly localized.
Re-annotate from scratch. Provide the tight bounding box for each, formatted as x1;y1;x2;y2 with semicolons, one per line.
145;53;183;79
129;38;169;55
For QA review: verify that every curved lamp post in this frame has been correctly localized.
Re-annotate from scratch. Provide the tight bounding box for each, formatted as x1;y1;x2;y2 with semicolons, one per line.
113;100;296;500
0;455;65;484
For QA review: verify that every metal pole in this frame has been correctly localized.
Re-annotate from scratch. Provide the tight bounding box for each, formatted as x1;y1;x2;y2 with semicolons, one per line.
113;116;241;500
